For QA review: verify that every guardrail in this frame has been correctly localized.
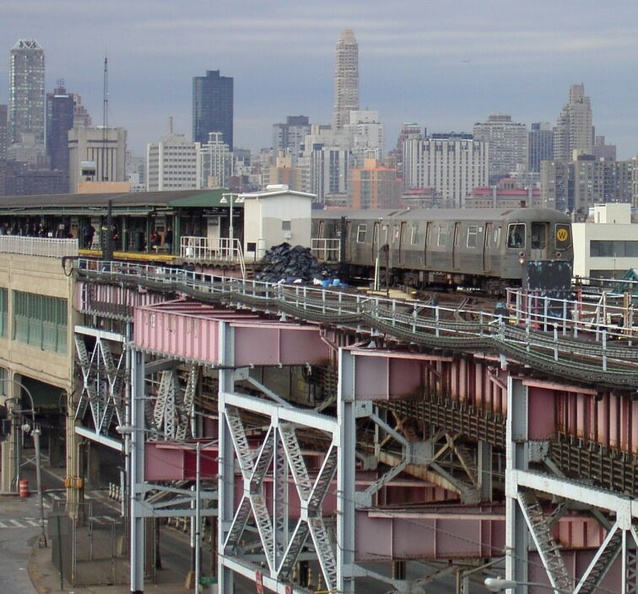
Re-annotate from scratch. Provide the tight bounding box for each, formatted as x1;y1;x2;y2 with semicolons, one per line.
0;235;78;258
75;259;638;389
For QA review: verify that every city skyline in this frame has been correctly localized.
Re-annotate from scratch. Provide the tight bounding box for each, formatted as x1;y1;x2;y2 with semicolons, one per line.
3;1;638;158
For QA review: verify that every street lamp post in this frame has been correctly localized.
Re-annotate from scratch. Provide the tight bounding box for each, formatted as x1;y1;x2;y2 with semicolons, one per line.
0;377;47;547
485;577;571;593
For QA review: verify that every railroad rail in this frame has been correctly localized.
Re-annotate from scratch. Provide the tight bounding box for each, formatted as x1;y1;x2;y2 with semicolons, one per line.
75;259;638;390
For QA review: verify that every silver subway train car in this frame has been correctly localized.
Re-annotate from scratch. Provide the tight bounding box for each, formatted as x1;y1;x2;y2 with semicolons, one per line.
312;207;573;295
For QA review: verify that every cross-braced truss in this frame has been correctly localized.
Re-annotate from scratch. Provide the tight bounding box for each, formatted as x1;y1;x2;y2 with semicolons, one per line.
74;328;126;434
221;399;339;592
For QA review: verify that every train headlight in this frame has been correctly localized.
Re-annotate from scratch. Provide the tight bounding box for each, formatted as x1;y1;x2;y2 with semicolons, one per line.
518;251;525;265
555;251;562;259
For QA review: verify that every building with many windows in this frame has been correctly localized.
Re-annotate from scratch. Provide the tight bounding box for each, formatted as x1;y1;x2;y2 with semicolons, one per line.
349;157;400;209
192;70;233;149
333;29;359;131
541;155;634;214
9;39;45;147
473;114;527;184
46;84;75;192
272;116;311;167
68;126;128;193
554;84;594;161
403;133;489;209
528;122;554;173
147;126;198;192
198;131;233;189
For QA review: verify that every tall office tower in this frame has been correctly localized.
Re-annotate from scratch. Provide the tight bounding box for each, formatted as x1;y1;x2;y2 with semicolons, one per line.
147;121;198;191
46;83;75;191
333;29;359;130
9;39;45;146
528;122;554;173
554;83;594;161
0;105;7;160
473;114;528;184
272;115;311;166
192;70;234;150
403;133;488;209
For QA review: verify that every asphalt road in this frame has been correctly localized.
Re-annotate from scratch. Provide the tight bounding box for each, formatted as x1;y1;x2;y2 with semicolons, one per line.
0;495;41;594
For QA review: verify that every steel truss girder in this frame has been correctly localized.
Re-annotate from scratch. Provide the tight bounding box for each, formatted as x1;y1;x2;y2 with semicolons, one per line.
74;327;126;435
220;392;339;592
507;377;638;593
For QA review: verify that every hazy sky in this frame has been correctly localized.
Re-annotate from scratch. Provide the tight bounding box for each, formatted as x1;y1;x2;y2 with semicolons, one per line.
4;1;638;159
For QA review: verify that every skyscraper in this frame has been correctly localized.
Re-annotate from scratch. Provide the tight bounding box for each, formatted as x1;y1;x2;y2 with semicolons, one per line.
272;116;311;166
333;29;359;130
192;70;234;150
528;122;554;173
554;83;594;161
9;39;45;146
46;83;75;190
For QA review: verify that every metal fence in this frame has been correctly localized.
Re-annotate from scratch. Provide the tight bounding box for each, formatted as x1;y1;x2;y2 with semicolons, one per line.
0;235;78;258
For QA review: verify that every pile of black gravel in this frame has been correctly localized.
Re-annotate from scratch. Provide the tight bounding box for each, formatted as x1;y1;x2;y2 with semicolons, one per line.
254;243;336;284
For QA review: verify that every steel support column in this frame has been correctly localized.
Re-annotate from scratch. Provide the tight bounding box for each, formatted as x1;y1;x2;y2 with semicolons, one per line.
130;348;146;593
505;377;529;587
218;320;236;594
337;349;357;594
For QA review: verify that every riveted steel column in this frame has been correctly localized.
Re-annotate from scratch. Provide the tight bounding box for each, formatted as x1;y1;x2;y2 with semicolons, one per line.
129;349;145;593
505;376;529;586
218;320;235;594
337;348;356;594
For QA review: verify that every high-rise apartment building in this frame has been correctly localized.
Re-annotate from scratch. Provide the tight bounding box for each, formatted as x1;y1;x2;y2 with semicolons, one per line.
403;133;489;209
333;29;359;130
0;105;7;161
9;39;45;146
473;114;527;184
198;131;233;189
147;123;198;191
554;84;594;161
46;83;76;191
343;110;384;167
528;122;554;173
272;116;311;166
349;157;400;209
192;70;234;150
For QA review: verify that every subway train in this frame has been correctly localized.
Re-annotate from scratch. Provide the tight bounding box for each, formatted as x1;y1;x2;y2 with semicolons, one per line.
311;207;573;295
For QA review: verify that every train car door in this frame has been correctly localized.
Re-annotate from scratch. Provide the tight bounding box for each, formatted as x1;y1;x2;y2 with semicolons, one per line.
424;221;432;268
372;220;380;263
483;223;492;273
452;222;461;270
398;221;408;265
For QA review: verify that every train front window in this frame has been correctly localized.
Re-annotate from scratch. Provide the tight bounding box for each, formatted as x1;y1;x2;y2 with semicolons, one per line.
531;223;547;249
507;223;525;249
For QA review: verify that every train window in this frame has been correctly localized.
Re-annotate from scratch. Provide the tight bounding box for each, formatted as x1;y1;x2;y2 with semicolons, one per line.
410;225;418;245
507;223;525;248
356;224;367;243
437;225;448;247
531;223;547;249
467;225;479;248
493;227;501;247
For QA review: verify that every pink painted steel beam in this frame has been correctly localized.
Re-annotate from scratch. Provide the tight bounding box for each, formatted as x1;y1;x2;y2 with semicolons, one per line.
133;302;330;366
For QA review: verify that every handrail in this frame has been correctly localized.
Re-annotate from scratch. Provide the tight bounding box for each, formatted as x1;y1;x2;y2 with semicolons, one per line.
74;259;638;390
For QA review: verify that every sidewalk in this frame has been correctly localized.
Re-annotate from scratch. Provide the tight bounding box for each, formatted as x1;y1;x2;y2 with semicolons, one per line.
29;539;195;594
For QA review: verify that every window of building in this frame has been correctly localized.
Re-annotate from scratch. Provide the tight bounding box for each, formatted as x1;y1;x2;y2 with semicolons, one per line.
590;240;638;258
13;291;67;353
